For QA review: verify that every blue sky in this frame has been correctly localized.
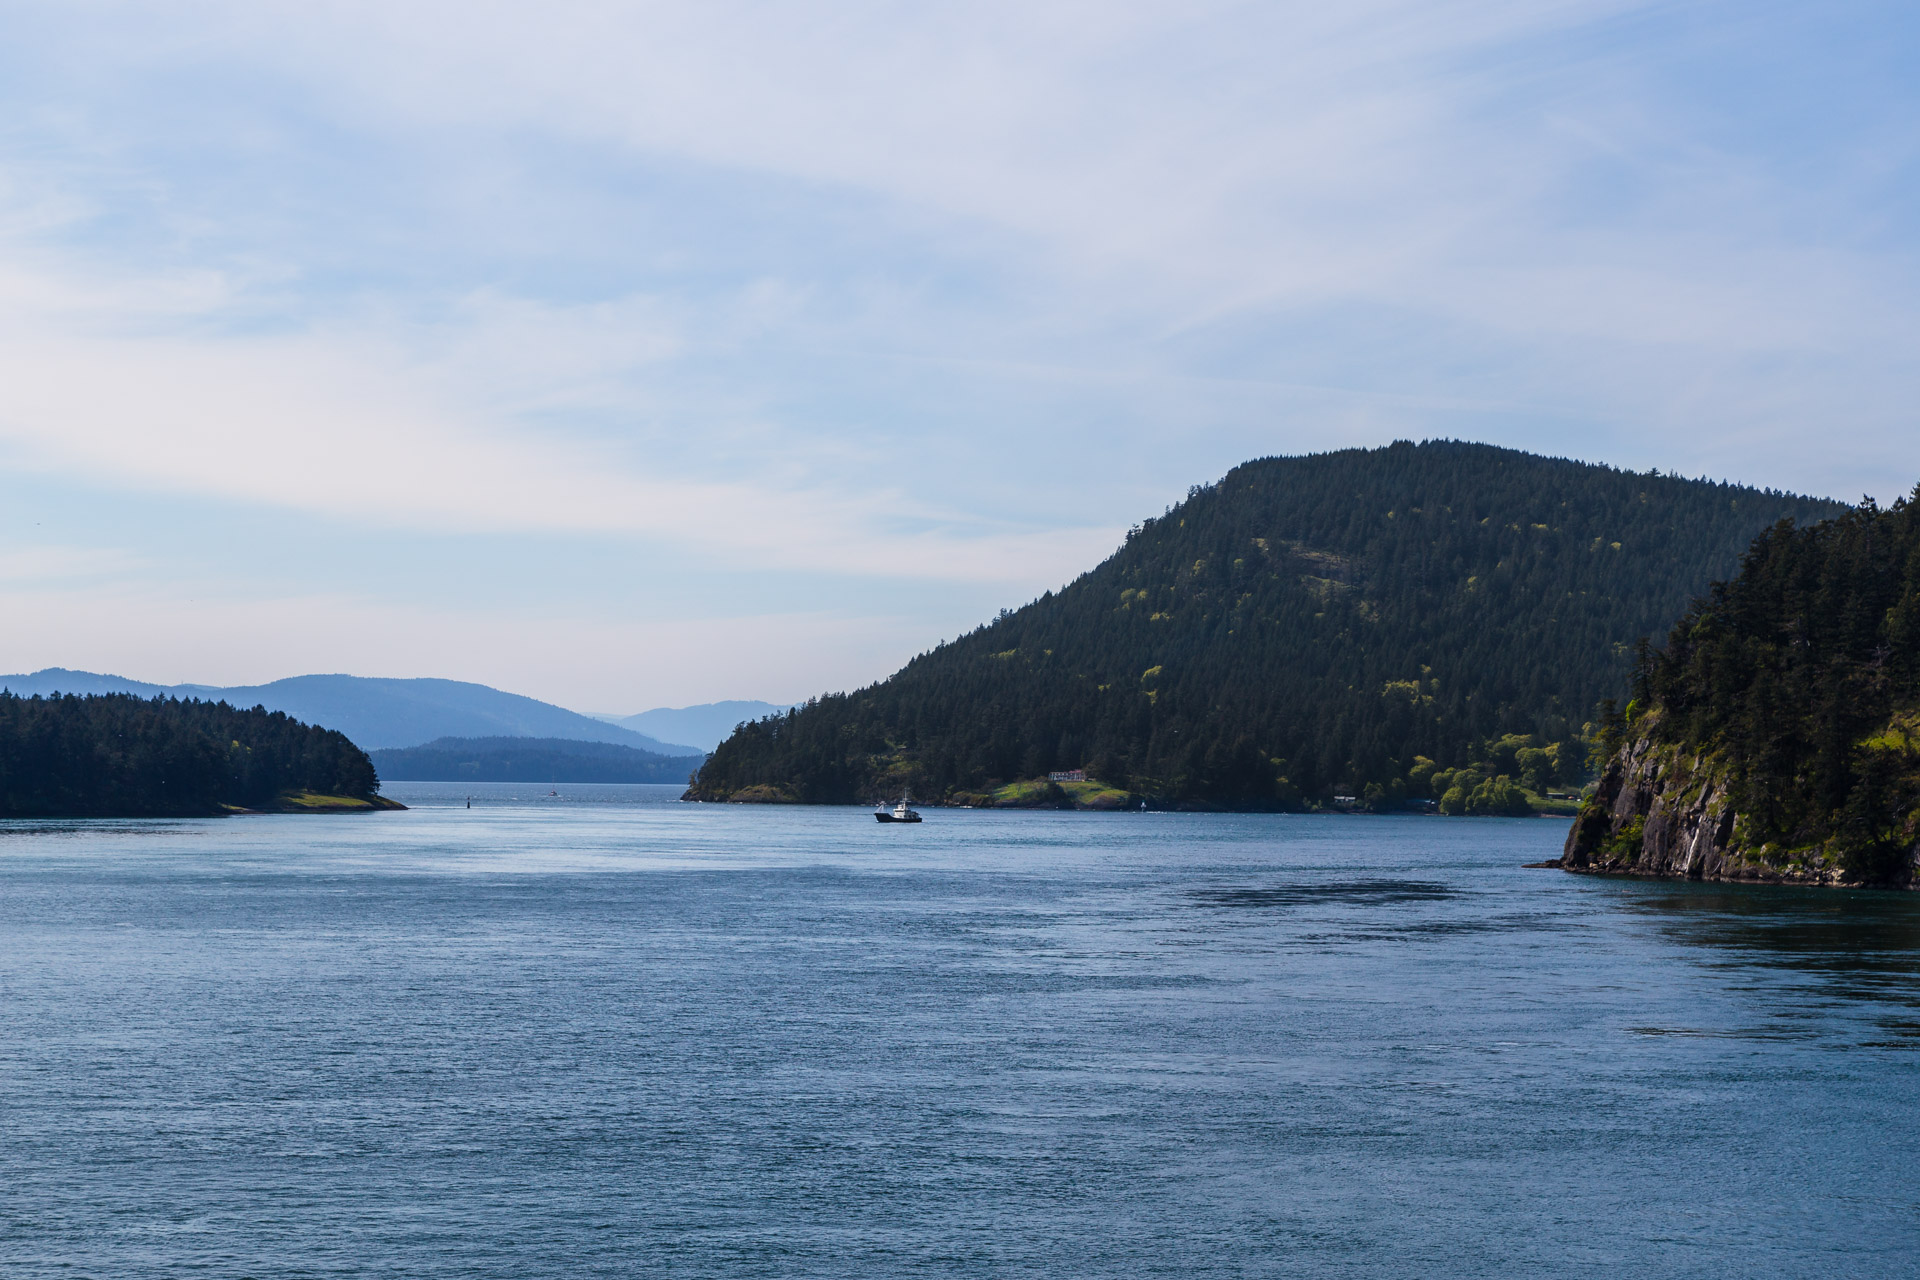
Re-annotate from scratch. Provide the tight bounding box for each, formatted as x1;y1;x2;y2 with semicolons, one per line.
0;0;1915;711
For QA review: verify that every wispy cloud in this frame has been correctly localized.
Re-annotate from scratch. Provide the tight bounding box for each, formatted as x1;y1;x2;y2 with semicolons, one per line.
0;0;1914;697
0;248;1119;583
0;576;941;709
0;544;147;583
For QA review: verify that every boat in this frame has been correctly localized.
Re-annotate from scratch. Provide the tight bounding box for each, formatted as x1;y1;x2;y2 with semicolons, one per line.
874;791;922;823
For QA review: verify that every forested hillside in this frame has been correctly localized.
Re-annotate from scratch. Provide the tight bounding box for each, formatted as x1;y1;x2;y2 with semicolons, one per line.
371;736;705;784
0;693;387;816
1564;489;1920;884
689;441;1844;809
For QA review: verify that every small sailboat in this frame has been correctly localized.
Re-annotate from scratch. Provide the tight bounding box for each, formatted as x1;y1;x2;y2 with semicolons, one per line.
874;790;922;823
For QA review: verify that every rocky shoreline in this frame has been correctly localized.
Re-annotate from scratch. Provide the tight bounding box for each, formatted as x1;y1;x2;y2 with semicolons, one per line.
1557;728;1916;888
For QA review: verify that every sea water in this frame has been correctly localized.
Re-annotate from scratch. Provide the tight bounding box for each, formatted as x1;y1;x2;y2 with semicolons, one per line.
2;783;1917;1278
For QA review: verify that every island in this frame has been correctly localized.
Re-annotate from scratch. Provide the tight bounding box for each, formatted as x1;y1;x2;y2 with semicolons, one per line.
0;692;401;817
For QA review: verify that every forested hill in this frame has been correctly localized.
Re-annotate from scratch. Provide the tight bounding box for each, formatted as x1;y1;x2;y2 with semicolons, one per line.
688;441;1846;809
1563;489;1920;885
371;736;706;784
0;693;392;816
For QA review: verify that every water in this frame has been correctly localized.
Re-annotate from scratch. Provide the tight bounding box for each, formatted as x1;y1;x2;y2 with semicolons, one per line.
3;783;1918;1277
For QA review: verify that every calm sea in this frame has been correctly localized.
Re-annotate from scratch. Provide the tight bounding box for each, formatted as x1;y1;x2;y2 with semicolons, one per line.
2;783;1917;1277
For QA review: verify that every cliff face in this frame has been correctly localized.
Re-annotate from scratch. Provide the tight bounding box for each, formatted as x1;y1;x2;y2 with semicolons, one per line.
1560;729;1917;888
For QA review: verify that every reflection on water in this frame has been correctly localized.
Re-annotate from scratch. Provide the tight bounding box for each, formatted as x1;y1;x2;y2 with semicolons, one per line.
1612;879;1920;1050
1191;878;1457;908
1627;880;1920;973
4;803;1920;1278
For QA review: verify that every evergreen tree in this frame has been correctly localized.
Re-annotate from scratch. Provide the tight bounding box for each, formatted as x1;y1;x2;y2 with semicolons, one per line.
690;441;1844;808
1642;489;1920;880
0;693;382;817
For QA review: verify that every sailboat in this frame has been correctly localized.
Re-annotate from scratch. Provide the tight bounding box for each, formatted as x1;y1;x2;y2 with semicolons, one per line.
874;790;922;823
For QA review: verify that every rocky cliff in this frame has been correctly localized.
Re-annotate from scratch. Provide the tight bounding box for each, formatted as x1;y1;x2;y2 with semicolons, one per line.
1559;722;1918;888
1560;487;1920;888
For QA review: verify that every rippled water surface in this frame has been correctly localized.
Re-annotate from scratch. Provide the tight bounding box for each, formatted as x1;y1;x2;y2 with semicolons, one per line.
4;783;1918;1277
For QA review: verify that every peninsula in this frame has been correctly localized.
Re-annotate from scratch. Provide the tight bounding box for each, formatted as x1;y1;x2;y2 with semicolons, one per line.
1560;489;1920;886
0;692;400;817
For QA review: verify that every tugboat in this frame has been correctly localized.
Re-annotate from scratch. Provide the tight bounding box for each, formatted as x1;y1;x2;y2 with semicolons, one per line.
874;790;922;823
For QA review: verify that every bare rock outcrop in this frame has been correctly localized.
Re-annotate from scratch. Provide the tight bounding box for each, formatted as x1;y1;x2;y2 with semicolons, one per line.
1558;733;1866;886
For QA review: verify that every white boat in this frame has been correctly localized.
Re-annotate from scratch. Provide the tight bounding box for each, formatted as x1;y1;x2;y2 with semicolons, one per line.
874;791;921;823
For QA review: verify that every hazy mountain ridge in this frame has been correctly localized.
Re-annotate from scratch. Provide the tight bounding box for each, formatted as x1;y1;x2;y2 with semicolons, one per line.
371;736;706;784
689;441;1848;809
0;670;702;755
594;701;797;752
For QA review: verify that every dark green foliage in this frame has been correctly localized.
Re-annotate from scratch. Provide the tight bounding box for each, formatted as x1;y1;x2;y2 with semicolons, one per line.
1439;774;1534;817
692;441;1843;808
1601;816;1647;860
1646;489;1920;880
0;692;379;816
371;736;705;784
1412;733;1575;815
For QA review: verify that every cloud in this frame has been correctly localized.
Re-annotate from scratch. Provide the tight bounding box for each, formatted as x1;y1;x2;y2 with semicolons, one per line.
0;247;1121;585
7;2;1908;477
152;1;1646;296
0;545;148;583
0;0;1915;697
0;576;944;709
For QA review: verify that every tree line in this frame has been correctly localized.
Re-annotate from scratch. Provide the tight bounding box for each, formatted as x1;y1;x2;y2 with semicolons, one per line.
370;736;704;784
0;692;381;817
1633;487;1920;879
690;441;1844;809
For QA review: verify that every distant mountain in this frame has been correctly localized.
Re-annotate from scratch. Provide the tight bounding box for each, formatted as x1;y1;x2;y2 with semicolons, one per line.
0;670;704;754
689;440;1849;809
370;736;706;784
0;668;178;698
598;701;795;752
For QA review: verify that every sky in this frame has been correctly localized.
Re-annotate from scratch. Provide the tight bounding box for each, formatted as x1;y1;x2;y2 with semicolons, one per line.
0;0;1915;712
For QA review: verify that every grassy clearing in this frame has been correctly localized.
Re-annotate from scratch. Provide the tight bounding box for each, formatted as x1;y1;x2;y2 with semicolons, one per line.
724;784;799;804
1056;779;1132;809
973;777;1133;809
990;778;1057;806
269;791;407;813
1527;791;1583;816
